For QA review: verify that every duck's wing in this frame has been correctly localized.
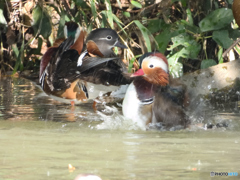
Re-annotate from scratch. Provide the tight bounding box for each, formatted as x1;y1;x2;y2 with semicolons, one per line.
79;58;132;86
40;37;75;91
78;56;122;72
51;51;124;90
152;85;189;129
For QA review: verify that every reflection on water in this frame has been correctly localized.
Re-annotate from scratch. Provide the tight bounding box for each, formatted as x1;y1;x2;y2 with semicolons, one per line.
0;77;240;180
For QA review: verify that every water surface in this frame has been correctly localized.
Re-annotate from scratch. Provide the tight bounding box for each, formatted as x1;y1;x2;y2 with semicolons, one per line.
0;77;239;180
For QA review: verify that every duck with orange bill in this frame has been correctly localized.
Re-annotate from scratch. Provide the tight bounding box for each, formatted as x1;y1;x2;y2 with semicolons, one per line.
39;24;131;104
122;52;190;130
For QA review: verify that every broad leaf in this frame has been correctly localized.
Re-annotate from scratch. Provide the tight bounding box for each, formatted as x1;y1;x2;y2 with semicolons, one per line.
169;62;183;78
212;30;233;49
180;20;200;34
123;12;131;18
32;5;52;39
168;33;201;59
199;8;233;32
147;19;163;34
201;59;217;69
155;23;185;53
131;1;142;8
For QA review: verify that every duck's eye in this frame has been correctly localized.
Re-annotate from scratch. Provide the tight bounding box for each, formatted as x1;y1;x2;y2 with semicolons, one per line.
106;35;112;40
149;64;154;68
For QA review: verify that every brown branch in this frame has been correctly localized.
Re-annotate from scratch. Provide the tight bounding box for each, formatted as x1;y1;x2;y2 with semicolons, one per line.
222;38;240;58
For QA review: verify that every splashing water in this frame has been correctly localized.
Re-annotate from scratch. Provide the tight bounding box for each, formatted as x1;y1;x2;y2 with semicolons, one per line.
95;105;141;130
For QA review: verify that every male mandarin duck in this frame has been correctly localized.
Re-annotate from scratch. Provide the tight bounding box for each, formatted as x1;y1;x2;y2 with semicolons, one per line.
39;23;131;104
39;21;82;81
122;52;190;130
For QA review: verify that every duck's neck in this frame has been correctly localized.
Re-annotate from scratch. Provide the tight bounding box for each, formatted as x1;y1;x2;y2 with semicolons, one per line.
133;76;155;103
133;74;170;103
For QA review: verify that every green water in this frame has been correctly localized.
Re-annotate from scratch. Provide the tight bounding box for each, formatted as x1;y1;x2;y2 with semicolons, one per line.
0;77;239;180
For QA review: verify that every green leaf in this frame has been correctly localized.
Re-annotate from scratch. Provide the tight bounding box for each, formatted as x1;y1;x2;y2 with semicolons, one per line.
57;11;66;39
212;30;233;49
123;12;131;18
101;11;108;27
134;20;151;52
12;39;25;74
199;8;233;32
235;45;240;55
112;14;126;35
218;46;223;64
73;0;87;8
104;0;114;28
186;8;193;25
116;0;122;9
201;59;217;69
155;23;185;53
32;5;52;39
105;0;112;11
147;19;163;34
28;37;43;55
167;52;184;78
107;11;114;28
131;1;142;8
128;57;136;73
0;9;7;31
90;0;97;20
155;30;171;53
80;11;88;26
228;28;240;40
180;20;200;34
168;33;201;59
169;62;183;78
171;0;187;7
12;44;19;58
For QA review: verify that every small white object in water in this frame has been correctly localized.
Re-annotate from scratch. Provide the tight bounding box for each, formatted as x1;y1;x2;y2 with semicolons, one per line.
74;174;102;180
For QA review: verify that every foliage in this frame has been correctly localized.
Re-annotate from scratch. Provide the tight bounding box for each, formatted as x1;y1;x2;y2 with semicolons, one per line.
0;0;240;77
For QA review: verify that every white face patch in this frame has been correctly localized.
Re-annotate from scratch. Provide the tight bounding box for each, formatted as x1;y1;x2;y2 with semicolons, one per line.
143;56;168;73
74;27;81;42
98;36;112;41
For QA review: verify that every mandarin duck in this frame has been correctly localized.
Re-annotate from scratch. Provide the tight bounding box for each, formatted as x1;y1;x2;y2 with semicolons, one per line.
122;52;190;130
39;25;131;104
39;21;81;80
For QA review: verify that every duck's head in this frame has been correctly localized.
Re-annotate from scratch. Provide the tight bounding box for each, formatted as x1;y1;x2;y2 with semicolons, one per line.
64;21;81;40
132;52;169;86
86;28;127;57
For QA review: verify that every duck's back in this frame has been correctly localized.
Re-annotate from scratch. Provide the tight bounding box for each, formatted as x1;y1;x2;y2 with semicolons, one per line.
152;79;190;129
